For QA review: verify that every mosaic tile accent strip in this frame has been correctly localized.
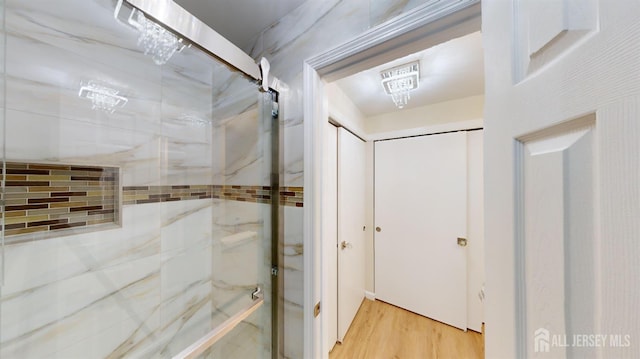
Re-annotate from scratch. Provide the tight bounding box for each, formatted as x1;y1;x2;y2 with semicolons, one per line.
123;185;304;207
1;162;119;237
0;167;303;239
280;187;304;207
123;185;272;205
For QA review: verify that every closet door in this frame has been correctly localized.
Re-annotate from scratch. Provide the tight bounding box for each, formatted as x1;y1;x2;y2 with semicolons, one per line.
337;128;367;342
375;131;467;330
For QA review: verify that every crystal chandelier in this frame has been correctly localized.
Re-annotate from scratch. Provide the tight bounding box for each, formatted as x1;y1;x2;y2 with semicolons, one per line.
130;11;186;65
78;82;128;113
114;0;188;65
380;61;420;109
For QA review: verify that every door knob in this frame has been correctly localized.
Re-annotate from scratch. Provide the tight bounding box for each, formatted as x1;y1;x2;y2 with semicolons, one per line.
457;237;468;247
340;241;352;250
376;227;381;232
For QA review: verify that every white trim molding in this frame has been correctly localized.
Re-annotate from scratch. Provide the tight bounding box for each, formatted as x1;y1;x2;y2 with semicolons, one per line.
365;291;376;301
303;62;326;359
309;0;481;82
302;1;481;357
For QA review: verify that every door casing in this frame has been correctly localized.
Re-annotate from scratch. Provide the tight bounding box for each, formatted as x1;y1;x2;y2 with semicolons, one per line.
303;2;482;357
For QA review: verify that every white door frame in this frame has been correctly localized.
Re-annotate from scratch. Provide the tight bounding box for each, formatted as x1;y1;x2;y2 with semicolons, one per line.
302;1;482;357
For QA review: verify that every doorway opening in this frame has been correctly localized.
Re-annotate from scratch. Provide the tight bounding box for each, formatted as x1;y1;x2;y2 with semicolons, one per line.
302;1;484;358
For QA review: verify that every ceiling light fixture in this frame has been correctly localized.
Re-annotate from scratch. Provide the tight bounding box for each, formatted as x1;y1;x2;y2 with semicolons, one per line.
78;81;128;113
114;0;189;65
380;60;420;109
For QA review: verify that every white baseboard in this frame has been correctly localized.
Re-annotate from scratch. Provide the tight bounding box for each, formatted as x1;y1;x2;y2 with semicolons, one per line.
364;291;376;301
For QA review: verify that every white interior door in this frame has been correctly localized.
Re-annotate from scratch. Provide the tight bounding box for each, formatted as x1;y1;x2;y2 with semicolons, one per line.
484;1;640;358
375;131;467;330
337;127;366;342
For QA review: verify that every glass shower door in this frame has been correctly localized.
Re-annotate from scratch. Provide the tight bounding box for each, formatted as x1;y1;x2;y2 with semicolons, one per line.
0;0;277;358
152;43;277;358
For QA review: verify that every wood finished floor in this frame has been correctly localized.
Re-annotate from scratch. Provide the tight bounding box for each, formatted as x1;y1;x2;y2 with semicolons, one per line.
329;299;484;359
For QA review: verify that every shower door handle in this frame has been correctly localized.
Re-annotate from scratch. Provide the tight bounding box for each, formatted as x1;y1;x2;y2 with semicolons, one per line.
174;295;264;359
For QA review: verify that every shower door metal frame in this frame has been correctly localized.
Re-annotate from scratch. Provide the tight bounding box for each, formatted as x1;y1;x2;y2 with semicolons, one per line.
121;1;283;358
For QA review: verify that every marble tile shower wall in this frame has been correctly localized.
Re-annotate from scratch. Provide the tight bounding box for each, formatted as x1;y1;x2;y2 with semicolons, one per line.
245;0;432;357
1;0;274;358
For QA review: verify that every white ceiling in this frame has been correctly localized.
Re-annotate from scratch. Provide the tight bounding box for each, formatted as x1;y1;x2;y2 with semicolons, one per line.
334;31;485;117
175;0;308;50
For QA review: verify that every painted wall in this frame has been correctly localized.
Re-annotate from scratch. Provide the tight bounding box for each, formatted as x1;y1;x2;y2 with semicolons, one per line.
366;95;484;134
327;82;367;136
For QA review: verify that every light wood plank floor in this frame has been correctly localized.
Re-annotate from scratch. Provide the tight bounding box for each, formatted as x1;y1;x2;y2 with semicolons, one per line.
329;299;484;359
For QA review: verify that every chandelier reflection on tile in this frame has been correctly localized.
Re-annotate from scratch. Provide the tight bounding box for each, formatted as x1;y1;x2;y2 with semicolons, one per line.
114;0;188;65
380;60;420;109
78;81;128;113
176;114;211;127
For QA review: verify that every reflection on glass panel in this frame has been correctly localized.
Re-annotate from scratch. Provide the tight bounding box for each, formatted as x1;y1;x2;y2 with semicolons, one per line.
196;310;265;359
0;0;274;358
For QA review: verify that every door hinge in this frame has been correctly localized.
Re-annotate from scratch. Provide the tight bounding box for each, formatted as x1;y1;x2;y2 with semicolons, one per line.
314;301;321;317
271;266;279;276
